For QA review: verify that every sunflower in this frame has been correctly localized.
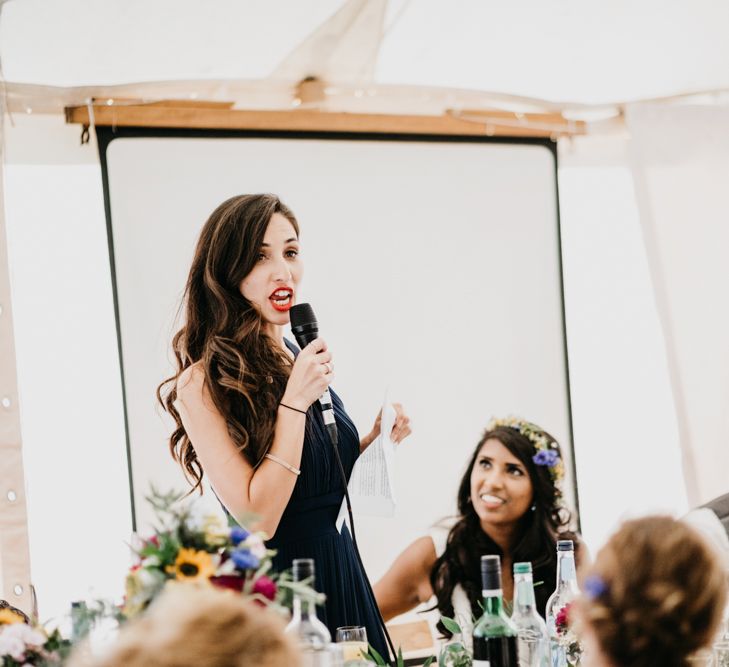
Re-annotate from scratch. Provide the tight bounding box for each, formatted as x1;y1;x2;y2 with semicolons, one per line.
0;607;26;625
166;548;217;582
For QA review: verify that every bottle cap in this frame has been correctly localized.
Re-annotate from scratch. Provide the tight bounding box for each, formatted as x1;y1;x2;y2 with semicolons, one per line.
513;562;532;574
557;540;574;552
292;558;315;582
481;555;500;575
480;555;502;592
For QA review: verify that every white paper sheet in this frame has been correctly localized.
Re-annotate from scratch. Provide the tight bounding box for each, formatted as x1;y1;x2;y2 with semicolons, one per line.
336;395;397;533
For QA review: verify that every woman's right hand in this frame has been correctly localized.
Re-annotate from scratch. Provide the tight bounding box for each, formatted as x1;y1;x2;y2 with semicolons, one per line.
281;338;333;411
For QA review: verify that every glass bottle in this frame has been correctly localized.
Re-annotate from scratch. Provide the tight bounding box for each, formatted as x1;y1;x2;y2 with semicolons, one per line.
285;558;332;650
545;541;580;667
472;555;519;667
511;562;549;667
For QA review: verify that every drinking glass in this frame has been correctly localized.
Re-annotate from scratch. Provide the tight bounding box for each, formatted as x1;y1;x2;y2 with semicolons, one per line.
714;641;729;667
335;626;368;664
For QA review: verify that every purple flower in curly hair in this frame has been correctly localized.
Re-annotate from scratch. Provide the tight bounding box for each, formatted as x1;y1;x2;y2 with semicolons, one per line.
533;449;560;467
230;527;250;546
231;548;260;571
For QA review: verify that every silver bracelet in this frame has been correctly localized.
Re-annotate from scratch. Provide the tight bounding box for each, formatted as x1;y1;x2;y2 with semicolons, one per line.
264;452;301;476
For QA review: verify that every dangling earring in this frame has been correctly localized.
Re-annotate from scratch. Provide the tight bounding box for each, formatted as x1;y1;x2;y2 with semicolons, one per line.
531;504;537;512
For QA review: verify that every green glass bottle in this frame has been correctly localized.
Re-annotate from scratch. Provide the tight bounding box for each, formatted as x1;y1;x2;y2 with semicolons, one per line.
472;555;519;667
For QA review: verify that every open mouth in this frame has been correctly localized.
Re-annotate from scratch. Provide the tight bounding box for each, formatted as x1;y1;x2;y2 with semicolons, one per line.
269;287;294;312
479;493;506;509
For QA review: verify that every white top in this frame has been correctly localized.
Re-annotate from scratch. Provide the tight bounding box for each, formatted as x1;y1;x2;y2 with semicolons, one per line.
426;519;475;639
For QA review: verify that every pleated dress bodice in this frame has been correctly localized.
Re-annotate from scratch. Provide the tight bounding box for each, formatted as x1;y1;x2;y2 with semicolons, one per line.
265;338;388;658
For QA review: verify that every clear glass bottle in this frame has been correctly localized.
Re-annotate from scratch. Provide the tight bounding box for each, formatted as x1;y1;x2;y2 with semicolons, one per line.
472;555;519;667
545;541;580;667
511;562;549;667
285;558;332;650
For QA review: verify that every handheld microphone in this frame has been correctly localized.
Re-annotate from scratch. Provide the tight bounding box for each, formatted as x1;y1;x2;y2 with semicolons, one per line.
289;303;338;445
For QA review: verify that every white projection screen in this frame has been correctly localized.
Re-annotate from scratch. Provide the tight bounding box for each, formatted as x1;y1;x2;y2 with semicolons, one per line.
101;128;575;583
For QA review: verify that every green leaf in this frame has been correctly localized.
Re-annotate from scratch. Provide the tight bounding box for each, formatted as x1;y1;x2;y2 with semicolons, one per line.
440;615;462;635
422;657;436;667
397;646;404;667
364;645;388;665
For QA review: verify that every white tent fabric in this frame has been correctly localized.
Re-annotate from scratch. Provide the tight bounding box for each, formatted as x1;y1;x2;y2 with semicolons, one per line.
3;0;729;104
0;135;32;613
627;103;729;506
1;0;729;617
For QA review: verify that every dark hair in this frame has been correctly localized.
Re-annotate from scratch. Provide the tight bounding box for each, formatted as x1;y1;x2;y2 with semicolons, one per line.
430;423;576;634
580;516;727;667
157;194;299;493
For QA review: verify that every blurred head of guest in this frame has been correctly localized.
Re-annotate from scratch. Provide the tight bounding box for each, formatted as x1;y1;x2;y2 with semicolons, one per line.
67;584;300;667
578;515;728;667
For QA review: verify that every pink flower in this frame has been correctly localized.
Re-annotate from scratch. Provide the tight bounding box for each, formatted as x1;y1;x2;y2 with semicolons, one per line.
252;575;277;601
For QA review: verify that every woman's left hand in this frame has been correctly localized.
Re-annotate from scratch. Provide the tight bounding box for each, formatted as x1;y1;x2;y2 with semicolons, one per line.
361;403;412;451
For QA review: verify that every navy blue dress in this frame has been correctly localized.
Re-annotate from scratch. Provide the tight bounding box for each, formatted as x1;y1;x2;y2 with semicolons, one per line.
265;339;388;658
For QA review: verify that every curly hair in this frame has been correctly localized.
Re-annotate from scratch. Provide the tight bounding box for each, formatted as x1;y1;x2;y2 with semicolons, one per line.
579;516;727;667
157;194;299;492
67;584;300;667
430;424;577;635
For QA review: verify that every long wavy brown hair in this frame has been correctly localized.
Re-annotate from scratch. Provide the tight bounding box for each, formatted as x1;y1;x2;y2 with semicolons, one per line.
430;424;578;634
157;194;299;493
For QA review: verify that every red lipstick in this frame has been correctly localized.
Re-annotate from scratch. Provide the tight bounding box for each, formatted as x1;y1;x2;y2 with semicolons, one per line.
269;287;294;312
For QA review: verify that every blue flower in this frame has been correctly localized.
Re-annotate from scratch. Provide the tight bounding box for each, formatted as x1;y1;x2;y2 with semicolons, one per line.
231;549;260;571
533;449;560;467
584;575;608;600
230;527;250;546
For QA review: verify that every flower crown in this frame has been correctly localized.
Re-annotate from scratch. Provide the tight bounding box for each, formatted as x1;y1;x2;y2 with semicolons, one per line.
486;415;565;494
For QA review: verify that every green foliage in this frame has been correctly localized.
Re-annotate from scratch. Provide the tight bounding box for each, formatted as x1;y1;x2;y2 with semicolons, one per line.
363;644;435;666
440;616;462;636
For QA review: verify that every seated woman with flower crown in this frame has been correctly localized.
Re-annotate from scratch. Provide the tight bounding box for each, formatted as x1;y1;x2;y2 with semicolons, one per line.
577;515;727;667
374;417;588;637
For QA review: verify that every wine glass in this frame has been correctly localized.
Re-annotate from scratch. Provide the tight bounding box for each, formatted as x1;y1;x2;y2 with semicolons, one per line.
335;626;368;664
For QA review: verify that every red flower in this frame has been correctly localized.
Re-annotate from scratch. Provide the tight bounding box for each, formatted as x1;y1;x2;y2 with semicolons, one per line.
147;535;160;547
252;575;277;601
556;603;572;634
210;575;245;593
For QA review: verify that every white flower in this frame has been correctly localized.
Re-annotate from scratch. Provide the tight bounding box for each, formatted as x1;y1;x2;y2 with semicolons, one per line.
0;632;26;660
0;623;46;660
243;534;267;560
217;558;238;575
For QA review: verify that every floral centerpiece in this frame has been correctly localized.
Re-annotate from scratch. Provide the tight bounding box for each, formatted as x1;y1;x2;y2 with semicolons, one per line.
122;488;321;619
0;606;71;667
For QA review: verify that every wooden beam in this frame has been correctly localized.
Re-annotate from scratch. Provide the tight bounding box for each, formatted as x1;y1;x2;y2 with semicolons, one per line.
65;100;585;138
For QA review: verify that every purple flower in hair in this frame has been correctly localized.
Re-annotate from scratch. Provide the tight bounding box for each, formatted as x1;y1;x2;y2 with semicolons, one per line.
583;574;608;600
533;449;560;467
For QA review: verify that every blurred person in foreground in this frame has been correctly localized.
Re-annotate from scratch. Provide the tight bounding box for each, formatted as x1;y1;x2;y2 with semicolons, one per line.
577;515;727;667
67;584;300;667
